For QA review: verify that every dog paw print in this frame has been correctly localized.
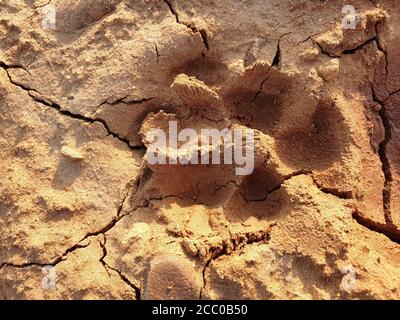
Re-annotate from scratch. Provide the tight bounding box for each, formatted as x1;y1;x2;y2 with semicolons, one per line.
106;58;355;299
135;59;351;204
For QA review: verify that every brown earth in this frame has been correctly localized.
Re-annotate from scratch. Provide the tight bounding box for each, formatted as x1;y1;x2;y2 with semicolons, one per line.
1;0;400;299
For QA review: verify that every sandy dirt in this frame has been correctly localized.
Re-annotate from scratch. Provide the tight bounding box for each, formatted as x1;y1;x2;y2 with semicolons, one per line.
1;0;400;300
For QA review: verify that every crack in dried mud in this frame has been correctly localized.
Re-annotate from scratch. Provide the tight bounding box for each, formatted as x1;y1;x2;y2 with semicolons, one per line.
243;170;312;202
311;177;353;200
254;32;291;100
163;0;209;52
199;225;274;299
0;63;146;152
371;85;394;226
352;210;400;244
98;236;141;299
315;36;378;58
0;176;134;271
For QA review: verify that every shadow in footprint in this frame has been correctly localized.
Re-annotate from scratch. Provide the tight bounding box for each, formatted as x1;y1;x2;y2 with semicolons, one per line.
234;91;284;136
240;167;283;202
276;100;350;171
171;56;229;86
223;182;291;224
52;158;83;189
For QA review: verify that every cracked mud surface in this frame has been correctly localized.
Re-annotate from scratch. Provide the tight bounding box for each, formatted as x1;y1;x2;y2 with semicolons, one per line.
1;0;400;300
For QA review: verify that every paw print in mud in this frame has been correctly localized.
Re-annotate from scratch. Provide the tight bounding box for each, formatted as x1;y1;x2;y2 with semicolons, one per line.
106;59;354;300
136;60;351;207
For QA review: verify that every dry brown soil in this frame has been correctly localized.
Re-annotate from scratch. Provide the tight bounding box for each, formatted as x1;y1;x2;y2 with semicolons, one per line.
1;0;400;299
